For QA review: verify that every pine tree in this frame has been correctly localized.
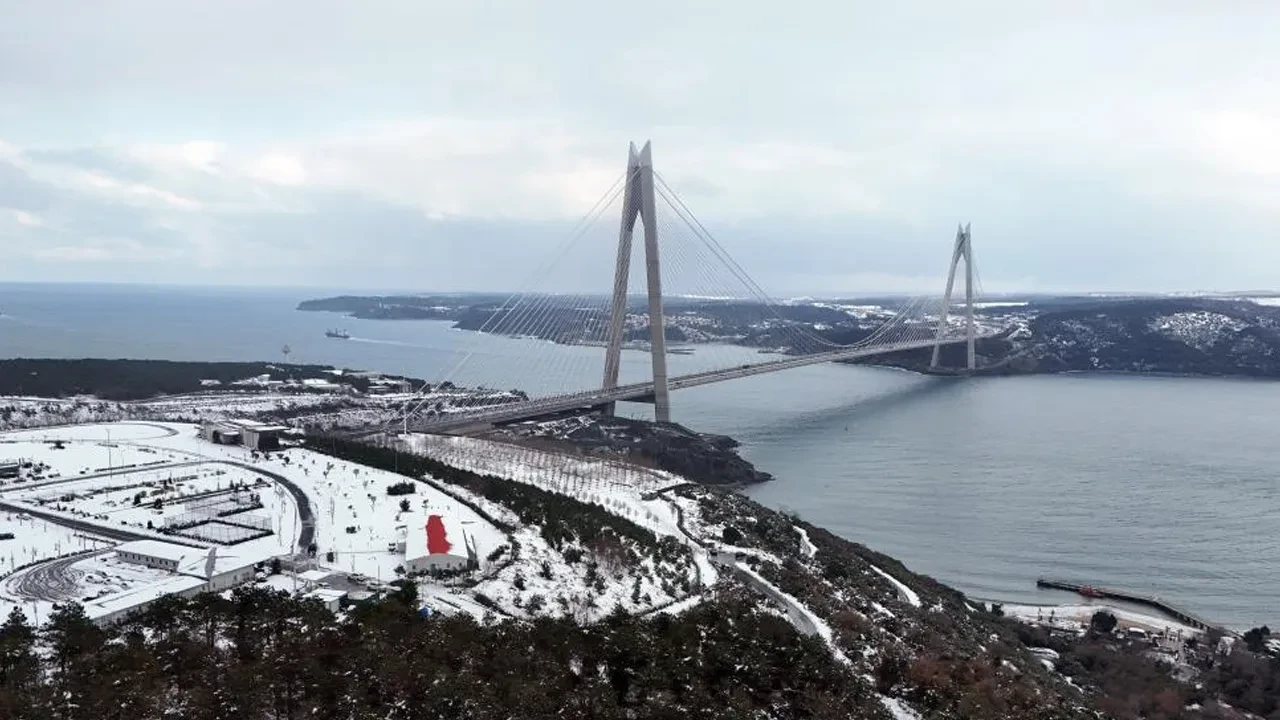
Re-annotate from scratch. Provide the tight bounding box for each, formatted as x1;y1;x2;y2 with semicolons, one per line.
42;602;106;719
0;607;40;717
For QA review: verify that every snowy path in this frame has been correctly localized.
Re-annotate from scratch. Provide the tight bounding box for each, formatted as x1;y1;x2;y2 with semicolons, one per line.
870;565;921;608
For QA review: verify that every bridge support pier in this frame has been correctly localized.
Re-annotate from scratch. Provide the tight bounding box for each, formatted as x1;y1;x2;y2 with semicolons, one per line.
930;223;976;371
602;141;672;423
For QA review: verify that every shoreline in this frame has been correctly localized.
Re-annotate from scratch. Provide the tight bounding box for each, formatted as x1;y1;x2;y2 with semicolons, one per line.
997;601;1210;639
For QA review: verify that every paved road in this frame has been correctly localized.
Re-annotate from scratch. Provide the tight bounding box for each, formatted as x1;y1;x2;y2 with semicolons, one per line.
3;549;110;602
220;461;315;552
713;552;821;637
0;501;202;546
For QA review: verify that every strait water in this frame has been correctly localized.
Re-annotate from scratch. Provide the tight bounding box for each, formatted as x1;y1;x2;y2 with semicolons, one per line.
1;283;1275;629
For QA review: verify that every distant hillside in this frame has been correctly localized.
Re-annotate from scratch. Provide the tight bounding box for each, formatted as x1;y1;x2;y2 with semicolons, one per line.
302;293;1280;379
865;297;1280;378
297;294;481;320
0;359;421;400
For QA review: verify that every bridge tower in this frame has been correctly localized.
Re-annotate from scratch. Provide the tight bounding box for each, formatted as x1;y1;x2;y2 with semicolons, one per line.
602;141;672;423
930;223;976;371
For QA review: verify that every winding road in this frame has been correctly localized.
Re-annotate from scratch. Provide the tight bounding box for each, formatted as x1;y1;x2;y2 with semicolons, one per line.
3;550;109;602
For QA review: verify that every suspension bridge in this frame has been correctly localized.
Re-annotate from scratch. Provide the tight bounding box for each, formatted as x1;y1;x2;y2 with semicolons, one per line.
390;141;997;436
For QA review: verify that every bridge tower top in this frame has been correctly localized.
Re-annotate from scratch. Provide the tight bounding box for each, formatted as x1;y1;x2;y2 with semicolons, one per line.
602;140;671;423
931;223;976;371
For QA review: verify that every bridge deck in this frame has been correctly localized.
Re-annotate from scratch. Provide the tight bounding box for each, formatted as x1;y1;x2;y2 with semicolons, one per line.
402;335;988;434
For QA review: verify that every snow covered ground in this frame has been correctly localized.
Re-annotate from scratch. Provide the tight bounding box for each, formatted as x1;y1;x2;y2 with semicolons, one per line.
870;565;922;608
251;448;505;582
0;422;303;623
400;434;689;540
398;434;705;621
1002;603;1203;638
1148;311;1247;351
0;393;347;431
0;512;113;575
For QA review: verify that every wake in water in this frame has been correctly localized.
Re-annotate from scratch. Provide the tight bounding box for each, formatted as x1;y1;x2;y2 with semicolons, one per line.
344;336;434;349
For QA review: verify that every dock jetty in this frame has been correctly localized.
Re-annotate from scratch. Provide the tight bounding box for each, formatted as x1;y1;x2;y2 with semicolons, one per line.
1036;577;1233;636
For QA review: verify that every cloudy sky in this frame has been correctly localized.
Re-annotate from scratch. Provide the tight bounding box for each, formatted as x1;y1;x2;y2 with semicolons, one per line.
1;1;1277;295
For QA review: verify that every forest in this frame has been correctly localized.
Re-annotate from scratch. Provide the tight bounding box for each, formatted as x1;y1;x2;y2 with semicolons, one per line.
0;586;882;720
0;359;421;400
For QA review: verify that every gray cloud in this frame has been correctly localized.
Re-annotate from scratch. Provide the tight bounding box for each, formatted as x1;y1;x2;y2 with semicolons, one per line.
1;0;1278;295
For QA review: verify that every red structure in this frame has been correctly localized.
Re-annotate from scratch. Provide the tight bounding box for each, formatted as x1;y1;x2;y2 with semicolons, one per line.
425;515;452;555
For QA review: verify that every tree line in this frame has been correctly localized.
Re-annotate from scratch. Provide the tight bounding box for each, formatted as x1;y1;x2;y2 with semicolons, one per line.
0;586;880;719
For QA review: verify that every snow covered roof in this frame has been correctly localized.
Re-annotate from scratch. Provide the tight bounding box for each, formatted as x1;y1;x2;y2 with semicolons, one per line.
405;514;469;560
84;574;207;619
299;569;331;583
116;541;274;578
115;539;199;564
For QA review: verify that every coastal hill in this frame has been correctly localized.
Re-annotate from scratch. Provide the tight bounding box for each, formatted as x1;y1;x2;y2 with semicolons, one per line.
0;372;1275;716
299;292;1280;379
873;296;1280;378
0;416;1273;718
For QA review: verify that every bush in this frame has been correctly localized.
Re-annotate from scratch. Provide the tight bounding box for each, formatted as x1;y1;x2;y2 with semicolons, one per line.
386;482;416;496
1090;610;1117;634
722;526;743;545
1242;625;1271;653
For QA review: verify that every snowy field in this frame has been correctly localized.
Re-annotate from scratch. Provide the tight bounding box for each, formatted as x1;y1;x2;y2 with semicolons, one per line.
0;511;114;575
0;422;305;623
398;434;712;620
0;420;795;630
402;434;687;535
252;448;506;581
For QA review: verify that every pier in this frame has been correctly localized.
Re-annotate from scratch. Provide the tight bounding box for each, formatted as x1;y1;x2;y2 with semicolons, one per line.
1036;577;1234;636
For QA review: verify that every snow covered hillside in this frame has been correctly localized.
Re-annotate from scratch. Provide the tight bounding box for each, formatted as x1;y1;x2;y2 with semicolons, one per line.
320;434;1100;719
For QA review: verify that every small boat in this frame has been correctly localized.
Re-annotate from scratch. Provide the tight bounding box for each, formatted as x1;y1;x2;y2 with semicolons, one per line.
667;347;695;355
325;329;351;339
1078;585;1104;599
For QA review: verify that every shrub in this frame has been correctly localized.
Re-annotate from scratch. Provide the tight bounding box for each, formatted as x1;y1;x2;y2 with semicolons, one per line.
1090;610;1117;634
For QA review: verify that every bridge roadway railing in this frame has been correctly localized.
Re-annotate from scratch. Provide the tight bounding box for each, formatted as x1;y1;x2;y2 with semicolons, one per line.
406;334;988;433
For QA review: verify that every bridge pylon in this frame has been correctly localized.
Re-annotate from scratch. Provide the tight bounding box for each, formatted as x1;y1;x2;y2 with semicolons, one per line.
602;141;672;423
930;223;976;371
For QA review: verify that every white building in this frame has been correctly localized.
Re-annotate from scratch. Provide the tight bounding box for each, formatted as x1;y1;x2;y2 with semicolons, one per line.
115;539;197;572
86;574;208;626
404;514;476;573
95;540;277;625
